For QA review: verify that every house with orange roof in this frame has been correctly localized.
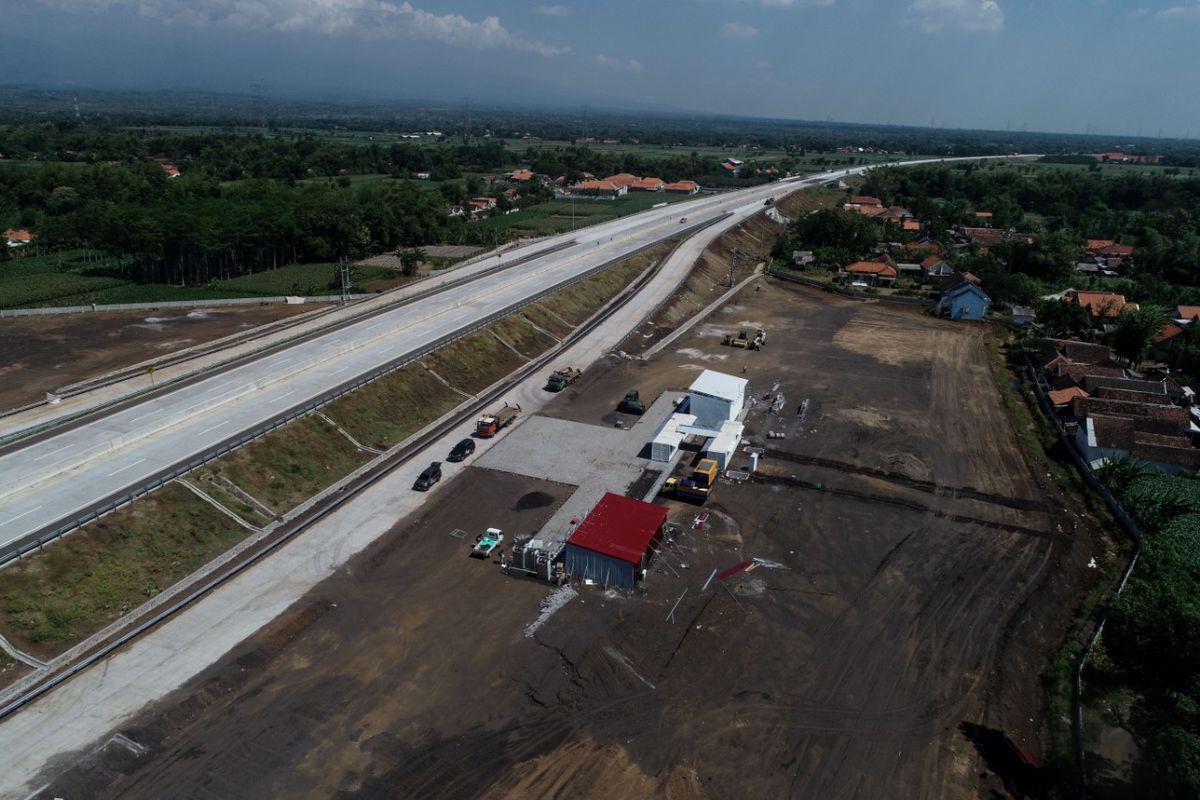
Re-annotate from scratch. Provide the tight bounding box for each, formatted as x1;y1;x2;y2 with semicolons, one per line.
575;179;627;198
631;177;665;192
1174;305;1200;323
161;162;181;178
845;195;883;208
1063;290;1138;318
508;169;536;183
1086;239;1116;252
1048;386;1089;407
663;180;699;195
843;261;897;287
902;219;923;232
3;228;33;248
604;173;640;189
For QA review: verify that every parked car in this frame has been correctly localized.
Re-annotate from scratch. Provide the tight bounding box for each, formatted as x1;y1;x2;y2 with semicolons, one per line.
447;438;475;462
413;462;443;491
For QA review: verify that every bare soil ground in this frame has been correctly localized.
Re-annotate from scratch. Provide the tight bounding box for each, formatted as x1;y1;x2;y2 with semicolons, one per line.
0;304;321;411
32;281;1103;799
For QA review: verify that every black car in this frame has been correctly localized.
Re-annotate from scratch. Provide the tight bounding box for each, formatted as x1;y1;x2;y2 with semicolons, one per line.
447;438;476;462
413;461;443;491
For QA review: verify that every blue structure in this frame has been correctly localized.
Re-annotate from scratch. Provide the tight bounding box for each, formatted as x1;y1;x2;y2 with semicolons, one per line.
937;281;991;321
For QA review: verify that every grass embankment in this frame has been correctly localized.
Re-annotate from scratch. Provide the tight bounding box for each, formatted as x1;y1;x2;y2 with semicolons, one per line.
193;415;373;515
0;483;249;657
0;252;403;309
0;237;671;653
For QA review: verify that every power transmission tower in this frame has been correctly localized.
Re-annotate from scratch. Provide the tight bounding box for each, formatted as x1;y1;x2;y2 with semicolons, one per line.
339;258;351;304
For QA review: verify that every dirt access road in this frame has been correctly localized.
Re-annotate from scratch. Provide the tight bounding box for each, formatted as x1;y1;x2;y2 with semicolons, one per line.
0;304;320;411
33;281;1102;799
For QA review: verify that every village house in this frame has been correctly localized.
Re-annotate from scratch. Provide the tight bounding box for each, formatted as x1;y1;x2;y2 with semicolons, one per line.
1062;290;1138;318
935;275;991;321
843;195;883;209
663;180;700;195
921;256;955;279
573;179;627;198
843;261;897;287
3;228;33;248
1174;305;1200;323
792;250;815;267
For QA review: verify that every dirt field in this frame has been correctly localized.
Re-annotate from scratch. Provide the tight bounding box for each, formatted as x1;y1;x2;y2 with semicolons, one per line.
33;282;1104;799
0;304;322;411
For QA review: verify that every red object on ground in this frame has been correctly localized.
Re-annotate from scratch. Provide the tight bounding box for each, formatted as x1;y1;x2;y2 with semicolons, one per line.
567;493;669;565
716;561;752;582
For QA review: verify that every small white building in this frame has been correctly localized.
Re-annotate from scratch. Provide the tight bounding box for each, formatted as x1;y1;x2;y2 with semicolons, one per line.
686;369;747;428
705;421;745;470
650;412;696;463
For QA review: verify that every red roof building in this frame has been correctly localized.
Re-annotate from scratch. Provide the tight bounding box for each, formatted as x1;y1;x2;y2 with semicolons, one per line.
564;493;669;588
3;228;33;247
663;180;699;194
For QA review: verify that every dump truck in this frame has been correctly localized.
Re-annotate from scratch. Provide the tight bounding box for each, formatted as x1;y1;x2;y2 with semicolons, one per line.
476;403;521;437
617;389;645;415
661;458;720;502
471;528;504;559
544;367;582;393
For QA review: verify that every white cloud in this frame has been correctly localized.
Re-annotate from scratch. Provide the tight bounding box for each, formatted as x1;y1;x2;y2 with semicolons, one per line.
535;4;572;16
1159;2;1200;17
906;0;1005;32
595;53;643;72
37;0;570;55
721;21;759;38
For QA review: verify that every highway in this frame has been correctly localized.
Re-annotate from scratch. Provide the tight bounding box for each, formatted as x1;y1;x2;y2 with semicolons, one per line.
0;169;831;556
0;157;1025;558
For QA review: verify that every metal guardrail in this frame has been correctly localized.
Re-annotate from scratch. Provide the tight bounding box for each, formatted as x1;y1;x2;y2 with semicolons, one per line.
0;210;705;722
0;216;727;569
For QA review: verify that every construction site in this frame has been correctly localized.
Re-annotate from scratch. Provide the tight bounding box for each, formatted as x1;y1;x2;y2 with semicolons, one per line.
22;250;1106;799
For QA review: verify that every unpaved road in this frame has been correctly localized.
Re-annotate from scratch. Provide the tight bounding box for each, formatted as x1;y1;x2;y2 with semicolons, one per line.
32;281;1101;799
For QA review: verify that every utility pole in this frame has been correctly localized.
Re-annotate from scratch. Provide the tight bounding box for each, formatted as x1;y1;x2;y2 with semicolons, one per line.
339;257;351;304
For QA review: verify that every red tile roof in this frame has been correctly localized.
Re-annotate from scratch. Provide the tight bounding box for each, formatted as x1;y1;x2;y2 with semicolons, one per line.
576;180;621;191
605;172;640;187
1048;386;1088;406
3;228;33;242
1065;291;1137;318
845;261;898;277
568;493;668;564
1086;239;1116;251
920;255;946;269
632;177;664;190
1095;244;1134;257
664;180;699;192
847;195;883;207
1156;323;1185;344
902;219;922;231
1176;306;1200;321
509;169;535;181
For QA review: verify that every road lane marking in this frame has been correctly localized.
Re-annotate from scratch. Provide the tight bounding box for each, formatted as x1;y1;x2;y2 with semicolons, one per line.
34;444;73;461
197;420;231;437
0;506;43;529
130;408;163;423
106;458;147;477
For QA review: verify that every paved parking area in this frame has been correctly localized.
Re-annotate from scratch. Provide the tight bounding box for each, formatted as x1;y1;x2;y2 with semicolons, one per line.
476;391;686;548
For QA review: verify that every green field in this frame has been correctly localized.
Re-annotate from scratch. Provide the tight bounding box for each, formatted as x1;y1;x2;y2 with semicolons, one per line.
0;253;402;309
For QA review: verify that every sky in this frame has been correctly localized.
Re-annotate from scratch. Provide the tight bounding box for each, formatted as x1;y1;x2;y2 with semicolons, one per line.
5;0;1200;136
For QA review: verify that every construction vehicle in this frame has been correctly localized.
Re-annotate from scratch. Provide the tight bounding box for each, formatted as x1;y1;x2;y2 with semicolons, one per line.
471;528;504;559
476;403;521;437
544;367;582;392
617;389;645;415
661;458;720;503
722;328;767;351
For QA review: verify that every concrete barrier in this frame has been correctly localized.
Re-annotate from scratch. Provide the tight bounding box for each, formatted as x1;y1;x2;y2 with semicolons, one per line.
0;294;375;318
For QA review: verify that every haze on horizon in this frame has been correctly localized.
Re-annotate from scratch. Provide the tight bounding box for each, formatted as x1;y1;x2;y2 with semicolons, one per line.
5;0;1200;137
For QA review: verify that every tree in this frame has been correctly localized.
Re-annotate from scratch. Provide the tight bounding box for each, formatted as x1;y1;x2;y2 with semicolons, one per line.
1035;297;1092;337
398;247;425;277
1110;304;1170;365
